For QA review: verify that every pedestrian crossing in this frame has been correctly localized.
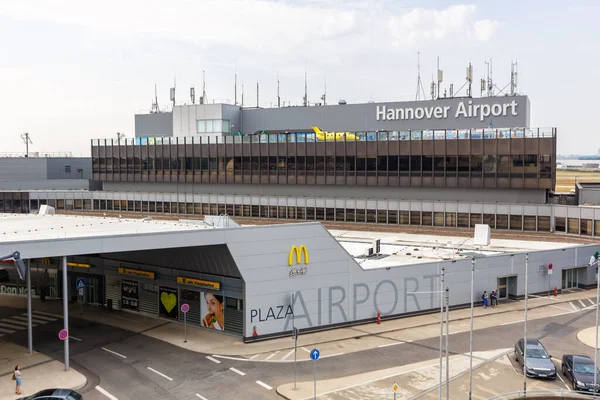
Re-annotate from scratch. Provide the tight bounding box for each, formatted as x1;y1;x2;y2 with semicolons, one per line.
0;311;60;338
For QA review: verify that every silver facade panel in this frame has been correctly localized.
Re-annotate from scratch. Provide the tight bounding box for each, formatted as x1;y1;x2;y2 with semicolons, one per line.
135;112;173;138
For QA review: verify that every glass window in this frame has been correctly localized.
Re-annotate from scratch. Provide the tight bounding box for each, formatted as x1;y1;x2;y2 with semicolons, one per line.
205;120;214;133
222;120;230;133
196;120;206;133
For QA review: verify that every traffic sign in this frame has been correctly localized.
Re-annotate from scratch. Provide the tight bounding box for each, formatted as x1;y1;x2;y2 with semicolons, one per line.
58;329;69;341
76;278;86;290
181;303;190;313
548;263;553;270
392;382;399;392
310;348;320;360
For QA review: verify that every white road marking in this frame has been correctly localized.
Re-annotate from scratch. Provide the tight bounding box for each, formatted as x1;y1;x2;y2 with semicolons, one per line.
95;386;119;400
320;352;344;359
281;349;296;360
206;356;221;364
22;313;56;321
578;300;587;308
212;355;248;362
32;310;62;318
264;351;279;361
0;327;15;334
229;367;246;376
449;330;467;335
500;320;525;326
101;347;127;359
549;304;574;312
378;342;404;348
70;336;82;341
195;394;209;400
256;381;273;390
589;299;595;306
147;367;173;381
249;354;259;360
12;316;49;324
302;347;311;353
555;371;570;390
570;302;579;312
0;322;25;330
1;319;31;327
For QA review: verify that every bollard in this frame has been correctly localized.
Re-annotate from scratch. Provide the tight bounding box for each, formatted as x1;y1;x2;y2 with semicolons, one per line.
377;312;381;325
554;286;558;297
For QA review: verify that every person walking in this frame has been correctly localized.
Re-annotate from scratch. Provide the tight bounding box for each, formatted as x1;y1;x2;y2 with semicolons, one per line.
13;365;22;395
490;290;498;308
482;291;488;309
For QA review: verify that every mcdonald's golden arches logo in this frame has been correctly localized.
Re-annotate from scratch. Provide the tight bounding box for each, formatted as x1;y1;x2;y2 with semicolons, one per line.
288;245;308;277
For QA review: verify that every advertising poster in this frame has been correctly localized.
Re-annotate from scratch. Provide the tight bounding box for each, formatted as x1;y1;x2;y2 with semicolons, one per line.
159;286;178;319
121;279;139;311
201;292;225;331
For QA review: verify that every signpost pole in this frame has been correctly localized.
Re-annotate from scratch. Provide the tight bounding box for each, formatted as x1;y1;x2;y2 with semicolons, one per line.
27;259;33;354
310;349;319;400
62;256;69;371
439;267;445;400
313;358;316;400
184;311;187;343
292;293;297;391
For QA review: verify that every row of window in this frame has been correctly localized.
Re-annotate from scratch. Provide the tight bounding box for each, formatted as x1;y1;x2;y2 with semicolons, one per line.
94;154;553;178
8;197;597;236
196;119;230;133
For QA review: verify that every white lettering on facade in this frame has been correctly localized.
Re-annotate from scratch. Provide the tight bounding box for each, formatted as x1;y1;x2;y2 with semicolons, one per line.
378;101;519;121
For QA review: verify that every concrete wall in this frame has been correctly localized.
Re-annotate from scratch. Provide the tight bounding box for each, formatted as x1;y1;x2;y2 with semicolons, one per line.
135;113;173;138
226;223;598;338
102;181;547;204
241;96;530;134
577;186;600;205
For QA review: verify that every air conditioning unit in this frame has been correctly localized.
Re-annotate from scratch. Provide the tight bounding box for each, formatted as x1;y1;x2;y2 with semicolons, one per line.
363;247;374;257
372;239;381;254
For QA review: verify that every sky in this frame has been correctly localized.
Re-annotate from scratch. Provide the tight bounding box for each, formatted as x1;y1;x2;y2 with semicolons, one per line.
0;0;598;156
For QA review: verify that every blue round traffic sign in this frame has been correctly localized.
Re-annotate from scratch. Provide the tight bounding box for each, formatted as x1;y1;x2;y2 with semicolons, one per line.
310;348;320;360
181;303;190;313
58;329;68;341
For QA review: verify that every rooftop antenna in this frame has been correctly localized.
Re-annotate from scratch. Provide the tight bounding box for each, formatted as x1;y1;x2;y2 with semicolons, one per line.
430;75;436;100
21;133;32;157
510;60;518;96
303;69;308;107
256;82;259;108
234;72;238;105
437;56;443;100
151;84;160;113
415;52;426;101
190;86;195;104
321;77;327;106
241;81;244;107
202;70;206;104
466;62;473;97
169;77;176;109
485;59;493;97
277;73;281;108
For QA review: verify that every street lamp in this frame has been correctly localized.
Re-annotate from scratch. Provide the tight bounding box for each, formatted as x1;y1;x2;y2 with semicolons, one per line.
468;257;475;400
0;251;26;280
523;253;529;395
590;252;600;391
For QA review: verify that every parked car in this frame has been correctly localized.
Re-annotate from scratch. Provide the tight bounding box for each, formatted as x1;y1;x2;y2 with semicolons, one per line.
17;388;82;400
562;354;600;392
514;338;556;379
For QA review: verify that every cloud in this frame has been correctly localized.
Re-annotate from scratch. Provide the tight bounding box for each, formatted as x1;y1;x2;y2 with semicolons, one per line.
0;1;498;56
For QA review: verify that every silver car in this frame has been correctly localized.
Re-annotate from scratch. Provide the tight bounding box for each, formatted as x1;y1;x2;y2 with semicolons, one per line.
514;338;557;379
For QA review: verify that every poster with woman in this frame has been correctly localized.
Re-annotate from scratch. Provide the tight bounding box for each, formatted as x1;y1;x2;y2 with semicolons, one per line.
201;292;224;331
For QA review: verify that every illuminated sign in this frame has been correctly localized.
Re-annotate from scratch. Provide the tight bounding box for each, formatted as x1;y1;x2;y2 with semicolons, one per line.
118;267;155;279
67;262;90;268
176;276;220;291
288;245;308;277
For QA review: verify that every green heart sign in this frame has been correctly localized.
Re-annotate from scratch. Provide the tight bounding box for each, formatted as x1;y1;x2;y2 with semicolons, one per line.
160;292;177;313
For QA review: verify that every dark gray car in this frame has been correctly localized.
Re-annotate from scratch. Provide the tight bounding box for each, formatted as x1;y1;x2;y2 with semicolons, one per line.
562;354;600;392
17;388;82;400
514;338;556;379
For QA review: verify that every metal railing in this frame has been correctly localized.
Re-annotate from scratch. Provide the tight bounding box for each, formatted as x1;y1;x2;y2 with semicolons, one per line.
486;389;598;399
92;127;556;146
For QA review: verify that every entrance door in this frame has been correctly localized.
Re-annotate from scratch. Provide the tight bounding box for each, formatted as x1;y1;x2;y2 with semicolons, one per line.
87;276;103;305
562;268;579;290
498;277;508;299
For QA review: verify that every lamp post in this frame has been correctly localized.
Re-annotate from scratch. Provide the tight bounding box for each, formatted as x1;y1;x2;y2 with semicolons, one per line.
590;252;600;391
468;257;475;400
439;267;445;400
523;253;529;395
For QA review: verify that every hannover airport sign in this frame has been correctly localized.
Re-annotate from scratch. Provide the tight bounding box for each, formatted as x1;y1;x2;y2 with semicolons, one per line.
376;99;519;122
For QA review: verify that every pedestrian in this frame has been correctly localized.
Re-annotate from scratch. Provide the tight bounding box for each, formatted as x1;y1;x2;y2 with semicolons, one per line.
13;365;22;395
491;290;498;308
482;291;488;309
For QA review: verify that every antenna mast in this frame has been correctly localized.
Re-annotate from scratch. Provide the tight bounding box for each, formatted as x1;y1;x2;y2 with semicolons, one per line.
415;52;426;101
256;82;259;108
151;84;160;113
436;56;443;100
190;86;195;104
21;133;32;157
303;70;308;107
510;60;518;95
277;73;281;108
321;77;327;106
241;81;244;107
234;72;238;105
202;70;206;104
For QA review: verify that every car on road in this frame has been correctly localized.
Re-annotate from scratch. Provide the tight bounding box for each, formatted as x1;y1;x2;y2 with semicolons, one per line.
17;388;82;400
562;354;600;393
514;338;556;379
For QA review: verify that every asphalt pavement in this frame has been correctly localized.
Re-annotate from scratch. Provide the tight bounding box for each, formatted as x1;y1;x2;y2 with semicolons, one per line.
0;298;598;400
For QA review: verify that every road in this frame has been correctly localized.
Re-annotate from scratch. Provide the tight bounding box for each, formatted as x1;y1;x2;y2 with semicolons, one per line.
0;297;598;400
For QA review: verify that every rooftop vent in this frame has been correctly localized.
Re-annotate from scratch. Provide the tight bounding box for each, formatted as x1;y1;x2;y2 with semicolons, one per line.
338;100;347;105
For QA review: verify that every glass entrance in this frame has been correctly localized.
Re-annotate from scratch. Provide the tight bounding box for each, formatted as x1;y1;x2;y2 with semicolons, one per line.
76;275;103;305
562;268;579;290
498;277;508;299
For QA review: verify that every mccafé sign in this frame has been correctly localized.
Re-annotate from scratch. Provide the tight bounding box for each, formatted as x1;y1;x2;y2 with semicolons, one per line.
288;245;308;277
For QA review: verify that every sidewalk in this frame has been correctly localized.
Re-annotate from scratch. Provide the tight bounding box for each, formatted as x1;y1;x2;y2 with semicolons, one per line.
0;342;86;400
0;289;596;359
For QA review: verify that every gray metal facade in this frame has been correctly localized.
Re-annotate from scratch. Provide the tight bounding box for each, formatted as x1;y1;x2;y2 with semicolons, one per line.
135;112;173;138
576;182;600;205
172;104;241;138
102;181;547;204
0;157;93;191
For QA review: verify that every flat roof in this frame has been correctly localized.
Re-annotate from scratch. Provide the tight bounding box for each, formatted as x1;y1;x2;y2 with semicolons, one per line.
329;229;579;269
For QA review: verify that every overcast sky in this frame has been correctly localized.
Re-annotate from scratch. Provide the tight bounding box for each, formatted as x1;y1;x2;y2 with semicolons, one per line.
0;0;598;156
